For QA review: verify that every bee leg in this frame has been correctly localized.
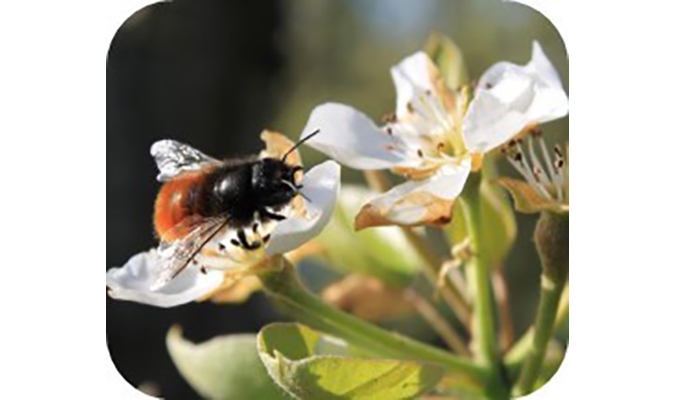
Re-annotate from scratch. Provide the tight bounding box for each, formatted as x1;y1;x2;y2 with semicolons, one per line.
237;229;253;250
260;208;286;221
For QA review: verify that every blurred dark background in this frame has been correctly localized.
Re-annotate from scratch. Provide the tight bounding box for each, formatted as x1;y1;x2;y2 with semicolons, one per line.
107;0;568;398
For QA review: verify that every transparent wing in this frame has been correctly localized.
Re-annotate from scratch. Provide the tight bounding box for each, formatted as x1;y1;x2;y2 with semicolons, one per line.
151;140;221;182
151;216;230;290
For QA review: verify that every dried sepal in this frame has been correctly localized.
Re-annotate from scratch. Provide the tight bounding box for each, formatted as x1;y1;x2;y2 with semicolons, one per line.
495;177;567;214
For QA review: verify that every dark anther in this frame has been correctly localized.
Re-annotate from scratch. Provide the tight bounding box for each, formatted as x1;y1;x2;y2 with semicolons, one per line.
554;145;563;157
252;223;259;233
230;239;242;247
218;243;226;252
200;267;207;275
263;234;272;243
249;241;262;250
386;127;393;136
486;82;494;90
514;153;524;162
381;113;397;123
417;149;424;158
556;160;565;169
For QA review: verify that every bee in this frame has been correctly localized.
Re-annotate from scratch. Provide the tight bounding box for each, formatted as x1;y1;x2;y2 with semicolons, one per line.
149;130;320;289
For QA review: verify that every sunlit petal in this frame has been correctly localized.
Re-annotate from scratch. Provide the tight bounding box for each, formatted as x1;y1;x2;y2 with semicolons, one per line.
106;250;225;308
265;160;341;255
301;103;411;170
463;41;568;153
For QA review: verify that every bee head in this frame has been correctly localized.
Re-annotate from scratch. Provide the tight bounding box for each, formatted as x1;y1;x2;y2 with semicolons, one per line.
252;158;302;207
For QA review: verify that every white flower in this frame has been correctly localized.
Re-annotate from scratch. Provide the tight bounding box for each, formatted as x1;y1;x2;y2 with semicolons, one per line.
301;41;567;229
107;134;341;308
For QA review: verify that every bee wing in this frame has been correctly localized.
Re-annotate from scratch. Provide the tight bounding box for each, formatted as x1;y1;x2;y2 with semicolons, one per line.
151;140;222;182
152;217;230;290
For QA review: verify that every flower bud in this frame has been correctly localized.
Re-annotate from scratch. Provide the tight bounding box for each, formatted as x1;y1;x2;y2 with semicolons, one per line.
534;211;569;283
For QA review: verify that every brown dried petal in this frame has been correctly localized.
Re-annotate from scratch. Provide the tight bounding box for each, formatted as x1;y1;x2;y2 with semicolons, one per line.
355;191;455;231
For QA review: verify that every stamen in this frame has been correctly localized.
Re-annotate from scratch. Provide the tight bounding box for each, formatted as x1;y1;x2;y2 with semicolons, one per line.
537;135;557;188
417;149;425;158
218;243;226;252
527;136;553;188
230;239;242;247
510;142;553;200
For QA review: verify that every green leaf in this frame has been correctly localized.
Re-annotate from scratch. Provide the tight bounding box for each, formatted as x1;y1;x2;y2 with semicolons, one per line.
167;326;286;400
446;175;517;268
258;323;446;400
425;33;469;90
316;185;422;287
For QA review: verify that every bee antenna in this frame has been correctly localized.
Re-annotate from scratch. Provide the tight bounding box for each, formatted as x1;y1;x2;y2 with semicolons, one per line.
282;129;320;163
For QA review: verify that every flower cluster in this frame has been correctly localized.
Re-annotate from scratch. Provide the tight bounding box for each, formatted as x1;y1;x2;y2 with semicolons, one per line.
300;42;568;229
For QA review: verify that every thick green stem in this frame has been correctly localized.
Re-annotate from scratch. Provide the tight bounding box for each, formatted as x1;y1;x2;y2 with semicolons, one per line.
513;211;569;396
514;278;565;395
258;256;487;381
504;283;568;375
461;173;508;399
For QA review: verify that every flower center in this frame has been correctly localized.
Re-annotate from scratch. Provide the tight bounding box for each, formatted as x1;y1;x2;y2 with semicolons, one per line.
502;131;567;203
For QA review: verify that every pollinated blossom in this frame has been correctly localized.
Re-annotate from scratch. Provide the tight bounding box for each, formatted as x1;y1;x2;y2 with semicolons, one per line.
106;133;340;308
300;42;568;229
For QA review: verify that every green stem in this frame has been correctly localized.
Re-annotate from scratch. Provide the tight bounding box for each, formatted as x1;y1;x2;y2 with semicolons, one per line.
258;256;487;381
461;173;508;399
504;283;568;375
514;277;566;395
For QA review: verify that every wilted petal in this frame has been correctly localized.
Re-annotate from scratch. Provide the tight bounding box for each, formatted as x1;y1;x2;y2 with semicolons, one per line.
464;41;568;154
265;161;341;255
355;158;471;229
301;103;410;170
107;250;225;308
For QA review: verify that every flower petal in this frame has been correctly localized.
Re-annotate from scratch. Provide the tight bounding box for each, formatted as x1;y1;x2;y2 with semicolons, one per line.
355;158;471;229
391;52;435;118
106;250;226;308
300;103;410;170
463;41;568;154
265;160;341;255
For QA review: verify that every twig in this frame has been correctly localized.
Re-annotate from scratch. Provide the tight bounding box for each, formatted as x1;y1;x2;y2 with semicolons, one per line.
405;289;471;357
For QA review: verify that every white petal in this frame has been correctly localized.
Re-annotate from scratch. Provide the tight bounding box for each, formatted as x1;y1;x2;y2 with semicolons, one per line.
300;103;410;170
106;250;225;308
463;41;568;154
364;158;471;226
265;161;341;255
391;52;435;118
